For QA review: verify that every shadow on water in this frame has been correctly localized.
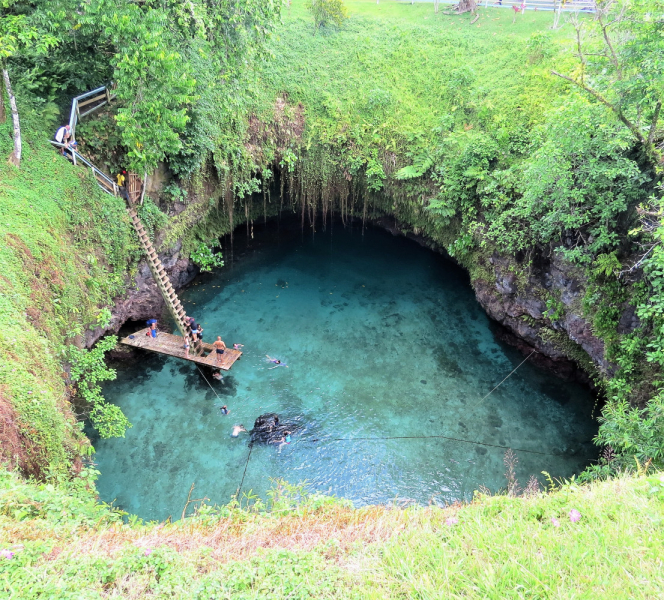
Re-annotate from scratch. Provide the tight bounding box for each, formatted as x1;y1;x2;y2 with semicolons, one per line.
93;216;599;520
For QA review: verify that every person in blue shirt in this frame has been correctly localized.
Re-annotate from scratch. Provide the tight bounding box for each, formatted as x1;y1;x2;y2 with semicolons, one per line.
273;430;292;448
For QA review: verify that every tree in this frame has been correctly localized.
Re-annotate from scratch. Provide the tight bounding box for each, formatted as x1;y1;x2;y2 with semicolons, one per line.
0;3;57;165
305;0;349;33
74;0;280;173
551;0;664;170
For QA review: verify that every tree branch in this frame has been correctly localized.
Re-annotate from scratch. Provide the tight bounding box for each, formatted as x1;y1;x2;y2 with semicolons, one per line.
598;13;622;80
551;70;647;146
648;101;662;145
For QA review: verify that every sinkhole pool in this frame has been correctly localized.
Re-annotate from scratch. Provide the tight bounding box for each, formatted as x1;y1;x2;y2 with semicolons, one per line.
92;220;598;520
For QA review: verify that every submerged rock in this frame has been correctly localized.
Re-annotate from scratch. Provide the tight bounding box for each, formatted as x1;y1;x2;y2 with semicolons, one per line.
250;413;293;444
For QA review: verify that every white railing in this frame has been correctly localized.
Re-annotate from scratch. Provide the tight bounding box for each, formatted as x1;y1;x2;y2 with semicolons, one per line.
50;83;119;195
68;84;117;140
49;140;119;196
398;0;596;11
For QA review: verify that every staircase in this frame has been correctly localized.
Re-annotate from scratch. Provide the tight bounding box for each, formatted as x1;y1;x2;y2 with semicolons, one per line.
49;83;194;346
127;207;191;342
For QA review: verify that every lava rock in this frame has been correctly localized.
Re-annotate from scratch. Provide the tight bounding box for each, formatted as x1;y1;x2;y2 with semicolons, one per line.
250;413;295;444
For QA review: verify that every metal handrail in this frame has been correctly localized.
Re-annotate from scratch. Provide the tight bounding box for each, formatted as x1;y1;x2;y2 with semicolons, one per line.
69;84;116;140
401;0;596;11
49;140;118;195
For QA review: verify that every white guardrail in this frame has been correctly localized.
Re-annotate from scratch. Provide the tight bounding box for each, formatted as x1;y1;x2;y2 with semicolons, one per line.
50;83;119;196
68;84;117;140
399;0;596;11
48;140;119;196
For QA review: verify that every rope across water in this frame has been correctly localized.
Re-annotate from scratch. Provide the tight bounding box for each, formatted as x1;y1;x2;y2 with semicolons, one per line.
229;349;594;497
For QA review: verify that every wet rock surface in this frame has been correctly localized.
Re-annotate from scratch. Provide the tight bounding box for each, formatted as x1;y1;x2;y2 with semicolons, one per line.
475;251;611;380
250;413;296;445
86;240;198;347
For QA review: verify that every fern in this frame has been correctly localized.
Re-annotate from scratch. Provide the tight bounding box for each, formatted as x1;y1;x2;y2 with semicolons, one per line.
395;150;434;180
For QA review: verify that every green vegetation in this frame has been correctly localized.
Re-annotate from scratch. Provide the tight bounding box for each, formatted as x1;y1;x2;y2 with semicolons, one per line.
2;1;664;595
1;469;663;598
0;115;138;474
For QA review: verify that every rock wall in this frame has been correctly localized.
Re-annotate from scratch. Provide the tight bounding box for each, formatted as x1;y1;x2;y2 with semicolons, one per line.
374;216;620;385
476;252;605;383
85;240;198;347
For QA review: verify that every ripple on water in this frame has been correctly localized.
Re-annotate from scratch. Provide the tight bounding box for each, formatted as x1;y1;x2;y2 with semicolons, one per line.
93;223;598;520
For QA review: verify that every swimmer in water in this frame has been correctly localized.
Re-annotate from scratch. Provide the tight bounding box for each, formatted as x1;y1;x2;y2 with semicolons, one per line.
266;355;288;369
212;371;223;381
220;405;229;415
272;430;292;448
234;343;244;350
231;424;247;437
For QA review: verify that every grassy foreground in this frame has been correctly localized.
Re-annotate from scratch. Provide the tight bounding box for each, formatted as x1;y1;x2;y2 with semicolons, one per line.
1;469;663;598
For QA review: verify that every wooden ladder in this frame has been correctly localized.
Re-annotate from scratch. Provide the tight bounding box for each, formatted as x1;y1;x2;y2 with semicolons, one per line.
127;207;191;342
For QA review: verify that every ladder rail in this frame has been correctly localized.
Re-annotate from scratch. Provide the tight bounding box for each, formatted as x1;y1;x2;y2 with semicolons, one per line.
51;85;193;348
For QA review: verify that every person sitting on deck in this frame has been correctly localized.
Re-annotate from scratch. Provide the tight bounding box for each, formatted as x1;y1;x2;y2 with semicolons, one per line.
183;337;190;358
231;424;247;438
145;319;158;338
212;336;226;364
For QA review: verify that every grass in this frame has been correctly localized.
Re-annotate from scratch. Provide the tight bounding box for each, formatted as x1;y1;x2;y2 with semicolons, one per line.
259;0;575;147
1;470;663;598
0;115;138;476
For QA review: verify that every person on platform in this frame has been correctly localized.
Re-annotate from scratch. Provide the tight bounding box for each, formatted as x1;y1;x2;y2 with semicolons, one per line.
187;317;198;341
212;336;226;365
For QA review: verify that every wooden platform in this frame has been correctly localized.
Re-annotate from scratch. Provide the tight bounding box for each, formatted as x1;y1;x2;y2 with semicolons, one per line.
120;328;242;370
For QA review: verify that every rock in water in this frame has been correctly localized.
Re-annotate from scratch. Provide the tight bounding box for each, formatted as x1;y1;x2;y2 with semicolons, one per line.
250;413;291;444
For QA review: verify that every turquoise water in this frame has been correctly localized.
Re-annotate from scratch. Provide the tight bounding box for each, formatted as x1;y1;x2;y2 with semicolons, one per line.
93;221;597;520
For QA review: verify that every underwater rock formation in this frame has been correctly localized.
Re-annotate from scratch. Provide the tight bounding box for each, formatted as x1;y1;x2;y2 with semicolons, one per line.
250;413;293;444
